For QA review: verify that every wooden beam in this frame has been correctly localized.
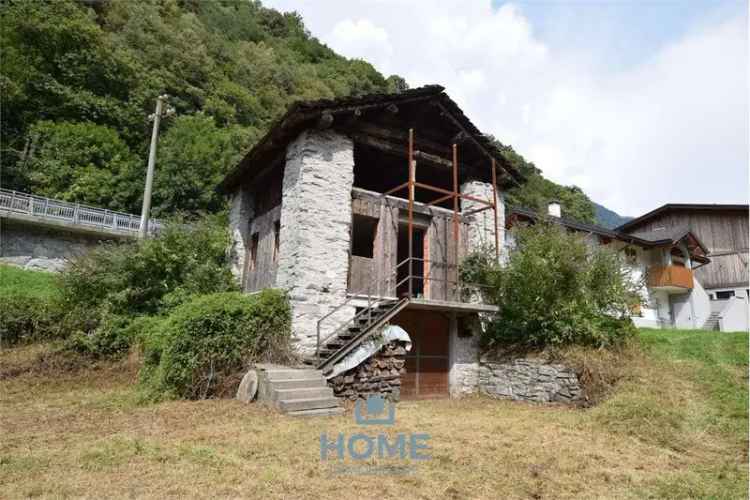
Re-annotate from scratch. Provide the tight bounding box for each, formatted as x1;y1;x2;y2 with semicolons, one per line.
434;101;518;186
352;131;477;172
348;122;455;159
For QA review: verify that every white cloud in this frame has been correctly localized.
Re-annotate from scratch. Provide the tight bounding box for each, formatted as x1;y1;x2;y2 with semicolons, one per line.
329;19;393;73
264;0;748;215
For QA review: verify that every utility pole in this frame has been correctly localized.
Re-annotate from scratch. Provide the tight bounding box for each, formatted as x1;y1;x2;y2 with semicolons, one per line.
139;94;173;239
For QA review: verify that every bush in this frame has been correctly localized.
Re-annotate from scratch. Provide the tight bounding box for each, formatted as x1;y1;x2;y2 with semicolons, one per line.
59;215;236;317
0;295;61;346
462;222;642;349
139;290;292;400
64;314;161;359
54;215;238;357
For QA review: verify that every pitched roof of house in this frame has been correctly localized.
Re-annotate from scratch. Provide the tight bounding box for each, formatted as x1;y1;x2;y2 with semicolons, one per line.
508;206;710;262
219;85;524;191
615;203;749;232
628;225;708;252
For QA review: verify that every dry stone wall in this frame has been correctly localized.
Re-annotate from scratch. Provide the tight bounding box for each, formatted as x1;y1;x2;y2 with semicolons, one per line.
275;130;355;356
479;356;583;404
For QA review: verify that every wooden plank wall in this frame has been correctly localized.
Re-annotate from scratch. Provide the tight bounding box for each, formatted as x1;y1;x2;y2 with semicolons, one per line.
243;205;281;292
352;189;469;300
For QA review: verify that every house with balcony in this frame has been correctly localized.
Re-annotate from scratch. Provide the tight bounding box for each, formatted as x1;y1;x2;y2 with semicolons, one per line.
617;204;749;332
220;86;522;400
508;204;718;330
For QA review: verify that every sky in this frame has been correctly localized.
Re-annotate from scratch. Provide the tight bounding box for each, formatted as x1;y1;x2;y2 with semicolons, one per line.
264;0;748;216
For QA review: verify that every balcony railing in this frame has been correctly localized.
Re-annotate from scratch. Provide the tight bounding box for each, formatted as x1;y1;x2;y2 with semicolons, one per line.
647;265;694;290
0;189;159;236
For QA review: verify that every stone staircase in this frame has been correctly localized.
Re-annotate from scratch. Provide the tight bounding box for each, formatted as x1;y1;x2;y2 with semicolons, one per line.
702;312;721;331
256;365;343;417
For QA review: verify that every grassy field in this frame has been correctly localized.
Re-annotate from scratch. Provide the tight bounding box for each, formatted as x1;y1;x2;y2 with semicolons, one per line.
1;329;747;499
0;265;59;299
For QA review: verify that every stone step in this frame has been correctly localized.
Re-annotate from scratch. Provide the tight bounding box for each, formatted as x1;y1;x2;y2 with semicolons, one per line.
278;397;340;413
286;407;345;418
270;378;328;390
273;386;333;401
264;369;324;381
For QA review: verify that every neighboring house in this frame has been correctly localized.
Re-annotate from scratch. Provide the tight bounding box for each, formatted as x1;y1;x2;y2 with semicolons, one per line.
616;204;749;332
220;85;522;398
509;203;747;332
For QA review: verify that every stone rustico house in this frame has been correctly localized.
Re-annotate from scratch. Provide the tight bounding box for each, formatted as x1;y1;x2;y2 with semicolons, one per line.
220;85;524;400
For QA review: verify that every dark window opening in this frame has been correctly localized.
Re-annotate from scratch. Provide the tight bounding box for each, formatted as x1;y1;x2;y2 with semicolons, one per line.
351;215;378;258
273;221;280;263
457;316;473;338
716;290;735;300
249;232;259;271
353;142;460;210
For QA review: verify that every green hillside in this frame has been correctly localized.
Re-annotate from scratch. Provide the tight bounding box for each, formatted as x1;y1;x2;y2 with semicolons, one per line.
594;202;632;229
1;0;596;223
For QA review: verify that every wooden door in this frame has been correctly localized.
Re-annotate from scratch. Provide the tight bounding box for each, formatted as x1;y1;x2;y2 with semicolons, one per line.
391;310;449;399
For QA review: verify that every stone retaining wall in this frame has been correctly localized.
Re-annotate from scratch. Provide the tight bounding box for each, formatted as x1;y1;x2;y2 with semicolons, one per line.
478;357;583;404
0;219;108;272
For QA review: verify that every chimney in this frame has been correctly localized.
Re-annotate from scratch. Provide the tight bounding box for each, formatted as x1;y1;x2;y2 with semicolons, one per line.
547;201;561;218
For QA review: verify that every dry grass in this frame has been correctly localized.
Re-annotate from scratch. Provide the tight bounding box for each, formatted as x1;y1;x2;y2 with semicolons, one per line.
1;334;747;499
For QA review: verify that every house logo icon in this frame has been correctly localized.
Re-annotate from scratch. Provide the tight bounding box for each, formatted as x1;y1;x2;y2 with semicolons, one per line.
354;394;395;426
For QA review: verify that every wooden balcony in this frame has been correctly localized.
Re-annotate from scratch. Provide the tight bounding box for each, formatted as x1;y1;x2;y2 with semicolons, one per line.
647;265;694;291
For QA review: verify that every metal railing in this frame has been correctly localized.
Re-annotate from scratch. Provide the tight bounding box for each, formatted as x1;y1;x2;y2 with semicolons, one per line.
315;257;493;366
316;257;411;364
0;189;159;236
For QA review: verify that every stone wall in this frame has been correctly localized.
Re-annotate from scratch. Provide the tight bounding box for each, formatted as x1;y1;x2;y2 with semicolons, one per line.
0;219;108;272
478;356;583;404
227;187;254;283
275;130;355;356
448;314;480;397
328;341;407;402
460;180;505;260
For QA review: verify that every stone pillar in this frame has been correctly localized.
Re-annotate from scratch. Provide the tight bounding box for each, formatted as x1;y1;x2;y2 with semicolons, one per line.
227;187;254;285
460;180;505;262
276;130;355;356
448;313;480;397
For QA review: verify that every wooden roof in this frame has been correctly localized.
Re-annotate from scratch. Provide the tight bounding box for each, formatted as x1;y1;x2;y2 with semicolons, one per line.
219;85;524;192
508;206;710;263
616;203;749;232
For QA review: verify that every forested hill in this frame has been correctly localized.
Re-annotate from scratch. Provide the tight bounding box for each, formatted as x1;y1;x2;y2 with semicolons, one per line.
594;203;632;229
2;0;600;224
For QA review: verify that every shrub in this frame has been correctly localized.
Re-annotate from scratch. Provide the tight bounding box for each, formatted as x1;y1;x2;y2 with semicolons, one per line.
64;314;161;359
59;214;236;318
54;215;238;357
462;222;642;349
0;295;61;346
139;290;292;400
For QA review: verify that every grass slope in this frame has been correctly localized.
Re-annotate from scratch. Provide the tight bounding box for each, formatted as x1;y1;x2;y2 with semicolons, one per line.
0;329;746;499
0;265;60;300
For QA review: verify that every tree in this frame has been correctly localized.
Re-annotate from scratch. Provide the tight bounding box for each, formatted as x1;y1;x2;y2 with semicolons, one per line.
461;222;642;349
23;121;141;212
150;114;252;217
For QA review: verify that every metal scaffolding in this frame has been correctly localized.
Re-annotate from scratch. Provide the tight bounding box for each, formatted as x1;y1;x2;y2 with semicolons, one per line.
382;128;500;299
